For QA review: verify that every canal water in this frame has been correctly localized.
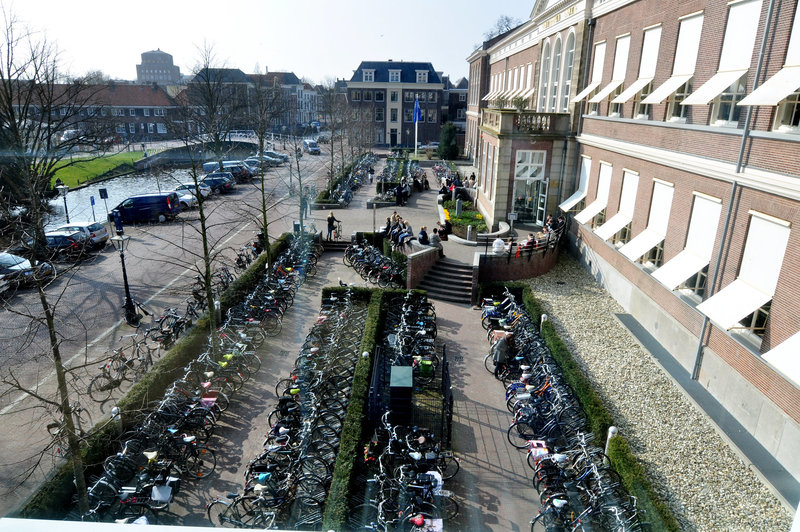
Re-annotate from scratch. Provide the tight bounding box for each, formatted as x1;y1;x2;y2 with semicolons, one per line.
46;168;194;229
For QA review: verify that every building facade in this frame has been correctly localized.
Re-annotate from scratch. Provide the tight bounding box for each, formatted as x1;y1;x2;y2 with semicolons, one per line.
136;49;181;85
346;61;444;147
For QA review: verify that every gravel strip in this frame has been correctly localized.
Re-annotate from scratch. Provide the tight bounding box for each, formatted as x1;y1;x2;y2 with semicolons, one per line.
525;255;792;531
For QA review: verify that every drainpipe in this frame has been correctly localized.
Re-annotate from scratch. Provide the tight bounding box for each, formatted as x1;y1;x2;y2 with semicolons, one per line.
691;0;775;380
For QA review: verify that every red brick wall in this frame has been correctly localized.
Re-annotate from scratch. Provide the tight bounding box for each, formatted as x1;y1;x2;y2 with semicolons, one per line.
478;245;561;282
574;144;800;422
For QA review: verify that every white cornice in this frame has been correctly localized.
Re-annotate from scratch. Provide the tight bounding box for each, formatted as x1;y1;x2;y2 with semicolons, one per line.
591;0;638;18
578;133;800;201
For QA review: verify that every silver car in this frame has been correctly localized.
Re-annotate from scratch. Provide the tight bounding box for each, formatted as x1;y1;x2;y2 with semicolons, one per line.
54;221;109;248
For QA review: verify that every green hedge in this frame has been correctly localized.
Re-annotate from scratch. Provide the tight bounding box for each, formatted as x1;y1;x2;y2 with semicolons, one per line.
18;233;293;519
322;288;385;530
316;159;358;202
478;281;678;531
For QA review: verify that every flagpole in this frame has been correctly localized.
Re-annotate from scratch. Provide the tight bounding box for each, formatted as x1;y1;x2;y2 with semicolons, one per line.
414;120;418;158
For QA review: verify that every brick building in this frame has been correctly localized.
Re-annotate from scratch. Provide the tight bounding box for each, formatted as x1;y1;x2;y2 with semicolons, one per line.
345;61;444;147
136;49;181;85
468;0;800;498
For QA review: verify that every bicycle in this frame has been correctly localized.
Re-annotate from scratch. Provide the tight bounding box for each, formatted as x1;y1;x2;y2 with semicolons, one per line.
88;333;158;402
47;402;93;457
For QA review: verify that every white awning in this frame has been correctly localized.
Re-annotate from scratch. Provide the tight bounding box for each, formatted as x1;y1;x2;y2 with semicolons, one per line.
696;279;773;330
641;74;693;104
483;88;500;100
574;163;612;225
762;331;800;387
572;81;601;103
521;86;536;99
682;70;747;105
611;77;653;104
620;180;674;260
560;157;591;212
696;212;791;330
593;171;639;241
652;250;709;289
652;192;722;289
738;66;800;106
589;80;625;103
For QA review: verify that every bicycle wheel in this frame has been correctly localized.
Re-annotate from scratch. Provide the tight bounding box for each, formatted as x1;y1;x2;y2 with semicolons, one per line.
346;503;380;531
225;495;261;528
88;374;116;403
433;493;459;520
288;495;324;530
484;352;496;374
299;455;331;483
507;421;537;449
186;446;217;479
294;475;328;502
262;314;282;336
438;454;460;480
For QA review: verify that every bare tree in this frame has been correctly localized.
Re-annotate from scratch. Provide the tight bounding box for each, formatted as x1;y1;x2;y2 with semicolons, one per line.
483;15;523;40
0;11;116;514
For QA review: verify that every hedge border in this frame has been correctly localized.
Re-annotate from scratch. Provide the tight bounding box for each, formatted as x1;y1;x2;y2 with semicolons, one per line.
17;233;293;519
478;281;679;532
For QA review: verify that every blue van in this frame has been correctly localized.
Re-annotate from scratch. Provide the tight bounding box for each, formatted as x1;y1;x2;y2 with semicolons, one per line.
109;192;182;224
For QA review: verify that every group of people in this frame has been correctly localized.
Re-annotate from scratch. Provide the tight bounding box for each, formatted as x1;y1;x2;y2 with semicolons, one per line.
491;214;566;255
394;171;430;207
380;211;443;252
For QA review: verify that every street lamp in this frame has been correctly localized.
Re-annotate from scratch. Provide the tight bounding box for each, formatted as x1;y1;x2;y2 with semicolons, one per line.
56;184;70;223
110;235;140;327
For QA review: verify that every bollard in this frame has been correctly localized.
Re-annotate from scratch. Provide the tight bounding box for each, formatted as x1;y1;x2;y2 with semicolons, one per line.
541;313;548;329
214;300;221;323
604;426;618;465
455;198;463;217
111;406;122;435
362;351;370;359
466;224;473;240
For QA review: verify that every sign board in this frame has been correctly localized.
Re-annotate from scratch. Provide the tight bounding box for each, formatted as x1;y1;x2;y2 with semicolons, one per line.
90;195;95;206
98;188;108;199
508;212;518;221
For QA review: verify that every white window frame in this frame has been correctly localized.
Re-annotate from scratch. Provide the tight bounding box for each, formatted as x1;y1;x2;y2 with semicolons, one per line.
389;70;401;83
129;109;136;116
362;69;375;83
128;123;136;133
561;33;576;110
514;150;547;180
550;38;563;111
416;70;428;83
156;123;167;134
154;108;164;117
143;108;150;117
539;41;551;111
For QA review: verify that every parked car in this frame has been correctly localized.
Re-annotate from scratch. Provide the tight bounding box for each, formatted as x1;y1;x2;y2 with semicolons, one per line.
302;139;321;155
173;190;197;210
173;182;211;199
244;155;281;169
109;192;182;225
53;221;109;249
263;150;290;163
7;230;92;262
202;161;254;182
0;252;56;294
201;172;236;194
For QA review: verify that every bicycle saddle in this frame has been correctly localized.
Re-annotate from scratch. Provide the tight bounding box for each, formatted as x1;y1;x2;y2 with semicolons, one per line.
143;450;159;461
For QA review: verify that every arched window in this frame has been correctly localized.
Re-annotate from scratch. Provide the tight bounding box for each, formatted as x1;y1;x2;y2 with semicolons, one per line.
539;42;551;111
561;33;576;111
549;38;562;111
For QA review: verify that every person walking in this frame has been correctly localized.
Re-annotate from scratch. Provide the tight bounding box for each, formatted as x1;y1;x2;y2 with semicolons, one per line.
326;210;341;241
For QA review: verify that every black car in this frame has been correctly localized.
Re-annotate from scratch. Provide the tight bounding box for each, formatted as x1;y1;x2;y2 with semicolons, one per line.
0;252;55;293
201;172;236;194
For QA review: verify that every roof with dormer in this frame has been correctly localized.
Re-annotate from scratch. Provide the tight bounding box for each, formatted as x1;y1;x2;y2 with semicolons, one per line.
348;61;442;84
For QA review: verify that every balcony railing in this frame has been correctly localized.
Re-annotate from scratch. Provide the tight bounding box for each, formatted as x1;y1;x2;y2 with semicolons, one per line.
481;109;571;136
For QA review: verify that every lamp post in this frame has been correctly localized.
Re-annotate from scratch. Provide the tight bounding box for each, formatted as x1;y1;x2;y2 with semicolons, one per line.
56;184;70;223
110;235;140;327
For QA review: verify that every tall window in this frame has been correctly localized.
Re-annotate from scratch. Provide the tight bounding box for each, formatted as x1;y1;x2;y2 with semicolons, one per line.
352;90;361;102
561;34;575;111
666;82;692;122
363;91;373;102
391;91;398;102
129;109;136;116
391;108;398;122
404;108;413;122
713;77;746;126
775;91;800;131
428;92;437;102
539;42;551;111
404;92;413;102
514;150;547;180
549;38;562;111
427;109;437;123
375;91;384;102
634;83;653;119
375;108;384;121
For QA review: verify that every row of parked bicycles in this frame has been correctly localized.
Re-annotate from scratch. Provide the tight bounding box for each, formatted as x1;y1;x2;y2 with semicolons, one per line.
482;288;646;532
348;411;459;531
343;241;405;288
66;235;321;524
384;291;439;386
330;153;378;206
205;290;368;529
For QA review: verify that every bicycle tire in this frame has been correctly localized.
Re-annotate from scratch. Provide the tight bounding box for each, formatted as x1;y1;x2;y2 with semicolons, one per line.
293;475;328;503
507;421;537;449
114;502;158;524
226;495;261;528
484;352;495;374
288;495;324;529
88;374;116;403
185;446;217;479
438;454;460;480
346;503;381;531
434;493;459;520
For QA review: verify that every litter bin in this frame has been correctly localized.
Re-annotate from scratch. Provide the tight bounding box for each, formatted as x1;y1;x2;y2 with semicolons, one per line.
293;221;300;233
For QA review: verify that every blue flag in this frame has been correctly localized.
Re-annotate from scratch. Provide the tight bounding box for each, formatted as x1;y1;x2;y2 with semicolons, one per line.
413;98;422;123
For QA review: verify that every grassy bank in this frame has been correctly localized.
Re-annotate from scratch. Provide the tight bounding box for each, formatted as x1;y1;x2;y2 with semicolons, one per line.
53;151;145;187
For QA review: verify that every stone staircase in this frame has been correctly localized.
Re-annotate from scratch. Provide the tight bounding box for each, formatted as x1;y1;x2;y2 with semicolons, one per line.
321;239;349;253
416;258;474;305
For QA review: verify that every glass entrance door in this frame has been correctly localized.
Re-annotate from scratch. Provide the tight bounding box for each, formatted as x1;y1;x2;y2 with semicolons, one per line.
512;179;548;225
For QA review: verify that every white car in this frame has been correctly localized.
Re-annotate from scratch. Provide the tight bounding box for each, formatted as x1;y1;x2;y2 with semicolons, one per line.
173;190;198;210
173;182;211;198
53;221;109;248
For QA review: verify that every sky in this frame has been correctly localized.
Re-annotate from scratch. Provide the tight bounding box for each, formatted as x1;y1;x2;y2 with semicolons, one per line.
8;0;533;85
